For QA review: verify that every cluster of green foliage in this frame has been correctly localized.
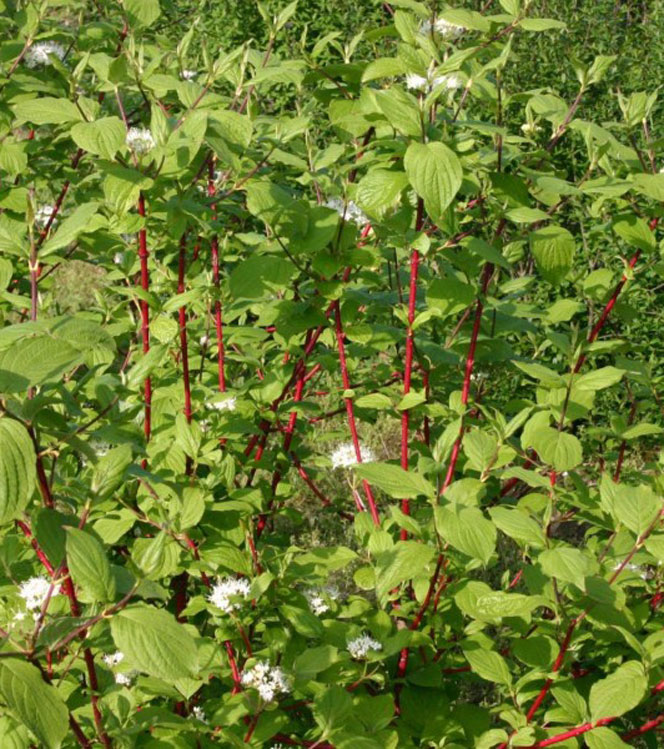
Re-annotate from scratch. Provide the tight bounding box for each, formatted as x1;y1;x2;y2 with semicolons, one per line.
1;0;664;748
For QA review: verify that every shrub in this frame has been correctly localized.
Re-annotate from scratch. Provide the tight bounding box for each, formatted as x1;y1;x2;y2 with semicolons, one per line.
0;1;663;748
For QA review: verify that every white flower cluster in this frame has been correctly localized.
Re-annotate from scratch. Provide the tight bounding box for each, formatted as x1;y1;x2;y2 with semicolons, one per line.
25;41;66;68
614;562;649;581
192;706;207;723
304;585;340;616
521;122;542;136
330;441;376;469
102;652;136;685
419;17;465;40
35;205;56;230
241;661;290;702
207;576;251;613
208;396;237;412
19;576;53;611
180;69;197;80
102;651;125;667
405;71;462;93
115;671;135;686
347;633;382;660
325;197;368;226
126;127;155;155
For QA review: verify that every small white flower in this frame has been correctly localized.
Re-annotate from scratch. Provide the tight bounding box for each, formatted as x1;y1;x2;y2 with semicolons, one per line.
325;197;368;226
347;633;382;660
102;651;125;667
405;73;429;91
330;442;376;469
405;68;462;93
180;69;197;80
207;576;251;613
25;41;66;68
440;73;463;90
13;611;26;622
419;18;465;40
126;127;155;155
114;671;135;687
521;122;542;136
113;252;124;265
19;576;53;611
34;205;56;229
241;661;290;702
614;562;649;580
192;705;207;723
304;585;340;616
209;396;236;412
91;441;109;457
304;589;328;616
200;334;209;346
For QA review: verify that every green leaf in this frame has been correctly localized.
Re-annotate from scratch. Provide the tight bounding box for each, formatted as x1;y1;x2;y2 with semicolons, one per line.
404;141;463;224
530;427;583;471
125;0;161;27
0;336;82;392
586;728;631;749
489;507;545;548
374;88;422;137
0;660;68;749
621;423;663;439
41;203;101;256
529;225;576;285
33;509;68;568
352;462;435;499
0;419;36;525
110;605;198;680
66;528;116;603
589;661;647;721
613;484;660;536
463;430;498;473
575;367;624;392
355;169;409;218
70;117;126;160
374;541;435;601
314;685;353;737
426;276;475;318
518;18;566;31
632;173;664;202
92;445;132;497
294;645;339;680
539;547;593;587
612;214;656;252
12;98;83;126
506;206;550;223
279;603;324;638
362;57;406;82
463;647;512;686
513;361;565;386
435;505;496;564
586;55;616;86
229;254;296;299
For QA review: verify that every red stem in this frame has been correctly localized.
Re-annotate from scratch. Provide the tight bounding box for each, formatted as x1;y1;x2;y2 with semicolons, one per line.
333;298;380;525
440;263;493;494
400;199;424;538
209;159;226;392
224;640;242;693
137;193;152;452
396;553;444;680
574;249;641;373
178;234;192;424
